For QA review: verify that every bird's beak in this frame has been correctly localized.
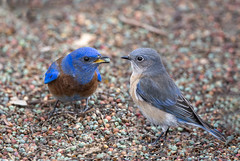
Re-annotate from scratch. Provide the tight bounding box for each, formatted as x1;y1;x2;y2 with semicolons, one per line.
121;56;131;60
94;56;110;64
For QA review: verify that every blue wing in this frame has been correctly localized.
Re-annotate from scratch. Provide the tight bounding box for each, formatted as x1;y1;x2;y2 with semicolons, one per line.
136;76;178;110
96;68;102;82
136;76;203;125
44;62;60;84
136;75;226;142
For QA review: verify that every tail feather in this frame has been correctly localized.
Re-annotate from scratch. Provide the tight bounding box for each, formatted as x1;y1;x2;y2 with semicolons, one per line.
206;128;226;142
202;121;226;142
179;119;226;142
194;124;226;142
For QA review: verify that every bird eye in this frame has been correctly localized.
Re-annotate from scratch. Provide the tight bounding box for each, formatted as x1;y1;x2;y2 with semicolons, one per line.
84;56;90;62
136;56;144;62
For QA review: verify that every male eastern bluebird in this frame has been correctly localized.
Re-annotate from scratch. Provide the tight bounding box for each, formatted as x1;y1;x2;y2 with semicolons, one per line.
44;47;110;116
122;48;226;143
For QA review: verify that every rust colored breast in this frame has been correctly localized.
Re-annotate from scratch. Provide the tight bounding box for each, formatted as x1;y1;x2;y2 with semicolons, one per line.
47;57;98;101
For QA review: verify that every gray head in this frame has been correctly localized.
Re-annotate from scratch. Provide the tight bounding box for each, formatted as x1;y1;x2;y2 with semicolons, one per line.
121;48;166;74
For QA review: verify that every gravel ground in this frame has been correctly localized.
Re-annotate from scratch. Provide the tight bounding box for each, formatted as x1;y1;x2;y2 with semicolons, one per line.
0;0;239;160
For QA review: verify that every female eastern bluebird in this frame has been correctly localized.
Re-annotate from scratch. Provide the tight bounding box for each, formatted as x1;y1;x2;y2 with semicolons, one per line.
44;47;110;117
122;48;226;143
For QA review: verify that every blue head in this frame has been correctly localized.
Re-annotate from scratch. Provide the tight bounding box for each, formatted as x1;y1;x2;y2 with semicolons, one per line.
61;47;110;84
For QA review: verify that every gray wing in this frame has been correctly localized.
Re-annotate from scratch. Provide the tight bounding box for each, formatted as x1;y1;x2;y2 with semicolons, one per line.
136;75;206;126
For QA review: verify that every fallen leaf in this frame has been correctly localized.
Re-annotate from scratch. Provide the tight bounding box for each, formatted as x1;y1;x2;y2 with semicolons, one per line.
9;99;28;106
72;33;96;48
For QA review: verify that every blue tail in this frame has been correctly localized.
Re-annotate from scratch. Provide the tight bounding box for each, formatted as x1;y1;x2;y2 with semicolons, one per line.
178;118;226;142
205;128;226;142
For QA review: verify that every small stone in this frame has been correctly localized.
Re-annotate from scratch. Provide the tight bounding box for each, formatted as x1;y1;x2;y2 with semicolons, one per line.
105;116;111;121
189;140;195;145
104;130;111;134
177;127;183;131
96;153;104;159
171;145;178;151
105;123;110;128
6;147;14;152
113;128;119;133
70;146;76;151
98;120;103;124
103;119;108;123
121;151;127;155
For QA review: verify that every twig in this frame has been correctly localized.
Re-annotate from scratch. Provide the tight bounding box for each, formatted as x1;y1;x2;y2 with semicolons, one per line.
8;153;14;160
83;146;102;157
79;107;95;116
27;99;56;105
117;137;130;142
119;15;167;37
95;108;106;128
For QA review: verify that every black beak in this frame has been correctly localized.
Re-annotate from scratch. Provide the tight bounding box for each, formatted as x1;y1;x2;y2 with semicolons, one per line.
121;56;131;60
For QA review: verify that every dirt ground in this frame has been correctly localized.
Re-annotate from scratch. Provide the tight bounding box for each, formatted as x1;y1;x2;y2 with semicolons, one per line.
0;0;239;160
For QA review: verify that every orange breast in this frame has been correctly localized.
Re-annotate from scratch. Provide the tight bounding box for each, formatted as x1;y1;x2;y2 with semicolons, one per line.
47;57;98;101
48;72;98;98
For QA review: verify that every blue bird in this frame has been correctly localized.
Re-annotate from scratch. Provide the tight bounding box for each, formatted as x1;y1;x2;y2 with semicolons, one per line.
122;48;226;143
44;47;110;116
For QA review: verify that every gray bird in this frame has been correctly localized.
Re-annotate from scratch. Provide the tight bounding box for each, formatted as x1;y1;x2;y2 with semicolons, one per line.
122;48;226;143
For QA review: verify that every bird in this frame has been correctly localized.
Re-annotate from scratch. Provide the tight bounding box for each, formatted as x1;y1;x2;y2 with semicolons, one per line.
44;47;110;117
121;48;226;143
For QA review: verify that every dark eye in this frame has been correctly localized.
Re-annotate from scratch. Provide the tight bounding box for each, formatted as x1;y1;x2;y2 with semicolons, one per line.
136;56;144;62
84;56;90;62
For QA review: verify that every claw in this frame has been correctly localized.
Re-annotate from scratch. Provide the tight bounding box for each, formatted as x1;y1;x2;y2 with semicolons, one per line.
82;97;90;113
150;128;169;145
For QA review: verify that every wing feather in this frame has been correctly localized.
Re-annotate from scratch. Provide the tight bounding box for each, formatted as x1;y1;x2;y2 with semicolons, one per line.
136;75;204;126
44;62;60;84
96;68;102;82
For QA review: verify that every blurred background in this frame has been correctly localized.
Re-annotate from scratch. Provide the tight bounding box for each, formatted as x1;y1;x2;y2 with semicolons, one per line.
0;0;239;160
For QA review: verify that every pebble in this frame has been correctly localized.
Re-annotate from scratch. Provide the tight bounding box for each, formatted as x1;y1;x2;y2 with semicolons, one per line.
96;153;104;159
6;147;14;152
105;116;111;121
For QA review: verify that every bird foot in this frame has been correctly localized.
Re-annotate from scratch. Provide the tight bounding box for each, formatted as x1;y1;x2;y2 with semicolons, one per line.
149;130;169;145
48;107;58;119
150;136;166;145
47;111;54;119
47;100;59;119
81;106;90;113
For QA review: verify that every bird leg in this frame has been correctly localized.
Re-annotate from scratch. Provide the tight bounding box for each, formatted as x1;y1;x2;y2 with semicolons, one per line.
82;97;90;112
48;100;59;119
72;102;79;114
151;127;169;145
